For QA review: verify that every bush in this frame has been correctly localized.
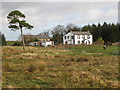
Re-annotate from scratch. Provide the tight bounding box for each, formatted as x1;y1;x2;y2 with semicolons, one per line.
27;63;38;72
37;61;46;71
3;63;14;72
66;56;89;62
26;61;47;72
12;42;22;46
76;57;89;62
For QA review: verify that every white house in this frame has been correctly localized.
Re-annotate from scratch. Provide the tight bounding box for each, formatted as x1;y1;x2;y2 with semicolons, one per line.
63;31;93;45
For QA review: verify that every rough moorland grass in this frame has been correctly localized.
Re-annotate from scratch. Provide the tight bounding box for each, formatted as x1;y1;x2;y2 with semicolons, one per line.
26;61;47;72
2;45;119;88
67;45;118;56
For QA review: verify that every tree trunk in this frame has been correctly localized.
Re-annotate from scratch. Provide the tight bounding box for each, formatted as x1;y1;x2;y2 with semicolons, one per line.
20;28;25;50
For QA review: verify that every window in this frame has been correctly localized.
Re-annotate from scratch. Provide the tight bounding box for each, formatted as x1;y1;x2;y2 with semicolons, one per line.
65;36;66;39
34;42;37;46
47;39;50;41
78;41;80;44
84;40;90;45
72;36;74;39
77;35;80;39
87;35;90;39
82;35;85;39
67;36;69;39
65;41;68;44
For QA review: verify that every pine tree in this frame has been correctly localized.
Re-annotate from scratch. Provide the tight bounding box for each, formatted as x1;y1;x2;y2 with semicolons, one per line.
7;10;33;50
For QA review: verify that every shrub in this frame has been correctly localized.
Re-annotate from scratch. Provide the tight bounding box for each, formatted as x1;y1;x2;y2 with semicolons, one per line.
12;42;22;46
66;56;89;62
3;63;14;72
26;61;47;72
37;61;46;71
27;63;38;72
76;57;89;62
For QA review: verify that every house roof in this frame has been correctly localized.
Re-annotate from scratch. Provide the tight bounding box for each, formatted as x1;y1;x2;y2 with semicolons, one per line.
70;31;92;35
34;35;50;39
23;34;50;39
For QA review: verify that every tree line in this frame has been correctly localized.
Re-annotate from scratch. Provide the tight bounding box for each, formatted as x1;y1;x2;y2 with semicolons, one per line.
48;22;120;44
82;22;120;43
3;22;119;46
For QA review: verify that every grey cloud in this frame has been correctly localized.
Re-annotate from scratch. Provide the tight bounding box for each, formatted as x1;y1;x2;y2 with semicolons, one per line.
2;2;118;40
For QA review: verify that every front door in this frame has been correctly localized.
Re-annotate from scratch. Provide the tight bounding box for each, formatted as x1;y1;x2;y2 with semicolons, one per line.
65;41;68;45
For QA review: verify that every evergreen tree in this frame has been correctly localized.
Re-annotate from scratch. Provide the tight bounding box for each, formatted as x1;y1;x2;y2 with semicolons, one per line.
101;22;116;42
7;10;33;50
82;22;118;43
113;23;120;41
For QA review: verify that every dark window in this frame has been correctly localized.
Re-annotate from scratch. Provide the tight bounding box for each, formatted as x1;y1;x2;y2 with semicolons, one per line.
87;35;90;39
78;41;80;44
82;40;85;44
65;36;66;39
84;40;90;45
82;35;85;39
67;36;69;39
34;43;37;46
72;36;74;39
65;41;68;44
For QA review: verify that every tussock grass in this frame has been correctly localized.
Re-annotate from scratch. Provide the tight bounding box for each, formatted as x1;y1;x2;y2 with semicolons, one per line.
3;63;15;72
2;45;119;88
66;56;90;62
26;61;47;72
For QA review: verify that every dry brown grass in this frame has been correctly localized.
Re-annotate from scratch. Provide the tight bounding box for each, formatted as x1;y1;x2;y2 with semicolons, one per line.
2;46;119;88
25;60;47;72
3;63;15;72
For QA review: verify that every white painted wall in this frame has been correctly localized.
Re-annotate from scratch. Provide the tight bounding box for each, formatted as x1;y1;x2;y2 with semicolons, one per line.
63;32;93;45
28;41;54;47
63;32;74;44
74;35;92;45
41;41;53;47
28;42;38;46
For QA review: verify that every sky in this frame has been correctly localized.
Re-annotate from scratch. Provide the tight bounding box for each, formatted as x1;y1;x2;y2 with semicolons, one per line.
1;1;119;41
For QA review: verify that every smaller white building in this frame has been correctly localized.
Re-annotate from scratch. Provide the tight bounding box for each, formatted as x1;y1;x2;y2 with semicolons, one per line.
41;41;54;47
27;41;54;47
28;42;38;46
25;34;54;47
63;31;93;45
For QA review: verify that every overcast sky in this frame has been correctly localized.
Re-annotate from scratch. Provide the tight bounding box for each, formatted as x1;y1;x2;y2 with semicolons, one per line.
1;2;118;41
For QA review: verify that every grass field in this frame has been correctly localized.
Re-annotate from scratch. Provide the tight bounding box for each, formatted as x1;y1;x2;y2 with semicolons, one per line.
6;41;21;46
2;45;119;88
